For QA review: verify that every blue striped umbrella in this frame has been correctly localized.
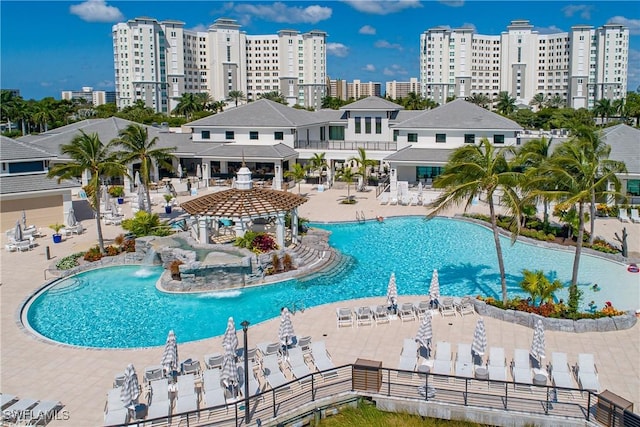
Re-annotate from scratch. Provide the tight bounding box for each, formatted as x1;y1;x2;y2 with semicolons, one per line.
415;312;433;348
278;308;295;346
386;273;398;305
471;317;487;357
530;319;546;362
222;317;238;354
161;330;178;374
429;269;440;299
220;344;239;395
120;363;140;408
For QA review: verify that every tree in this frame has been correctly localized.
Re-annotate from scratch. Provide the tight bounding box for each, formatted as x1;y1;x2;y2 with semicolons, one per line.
227;90;246;107
467;93;491;109
32;101;56;132
172;93;201;120
529;93;547;111
349;147;376;190
308;152;328;184
625;91;640;126
321;96;348;110
427;139;522;303
403;92;424;110
258;91;287;104
195;93;213;111
516;137;554;224
284;163;308;194
47;131;126;253
336;166;358;201
593;98;615;125
495;91;516;115
519;269;563;306
112;124;176;213
546;95;565;109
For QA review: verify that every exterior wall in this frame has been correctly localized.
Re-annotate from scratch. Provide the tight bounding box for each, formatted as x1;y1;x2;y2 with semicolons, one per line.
385;78;420;99
207;18;247;102
396;129;518;149
343;111;393;142
0;194;65;232
191;126;296;147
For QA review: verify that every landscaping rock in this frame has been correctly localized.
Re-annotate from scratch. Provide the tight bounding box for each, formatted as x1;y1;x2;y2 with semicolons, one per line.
574;318;596;333
595;316;616;332
513;310;531;327
612;312;637;330
502;309;516;323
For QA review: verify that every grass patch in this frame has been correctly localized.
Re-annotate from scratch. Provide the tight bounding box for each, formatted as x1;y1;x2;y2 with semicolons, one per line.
319;401;483;426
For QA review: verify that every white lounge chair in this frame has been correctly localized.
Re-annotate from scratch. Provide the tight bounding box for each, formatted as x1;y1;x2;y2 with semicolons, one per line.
401;338;418;357
1;394;18;410
354;306;373;326
549;352;577;391
511;348;533;387
26;400;61;426
630;208;640;223
146;379;170;421
286;347;313;384
413;301;431;319
372;305;390;324
256;342;281;358
238;361;262;401
296;336;312;353
455;343;474;378
397;354;416;377
432;342;452;376
575;353;600;393
456;297;475;316
309;341;337;378
201;369;226;408
487;347;507;382
618;208;630;222
439;297;457;317
379;193;389;205
204;354;224;370
410;194;419;206
336;307;354;328
144;365;164;383
399;302;416;322
103;389;128;426
175;374;198;414
262;354;290;391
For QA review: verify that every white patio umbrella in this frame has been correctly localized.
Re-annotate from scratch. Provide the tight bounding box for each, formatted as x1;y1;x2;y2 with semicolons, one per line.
222;317;238;355
530;319;546;364
120;363;140;408
137;185;147;212
471;317;487;359
13;220;23;242
196;164;202;179
220;344;239;397
415;312;433;349
386;272;398;306
429;269;440;300
278;308;295;347
102;185;110;207
177;164;183;179
67;208;77;227
161;330;178;375
21;210;27;229
134;171;141;187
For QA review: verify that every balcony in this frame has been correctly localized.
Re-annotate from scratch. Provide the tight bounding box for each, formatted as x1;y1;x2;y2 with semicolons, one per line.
295;140;398;151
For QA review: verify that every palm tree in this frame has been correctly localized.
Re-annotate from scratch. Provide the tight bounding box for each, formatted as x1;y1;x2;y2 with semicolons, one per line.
546;95;565;109
427;139;522;303
258;91;287;104
403;92;424;110
47;131;126;253
495;91;516;115
227;90;246;107
112;124;176;213
349;148;377;191
529;93;547;111
516;137;554;224
308;152;328;184
172;93;201;120
520;269;563;306
593;98;615;125
195;92;213;111
32;102;56;132
467;93;491;109
336;166;359;201
284;163;308;194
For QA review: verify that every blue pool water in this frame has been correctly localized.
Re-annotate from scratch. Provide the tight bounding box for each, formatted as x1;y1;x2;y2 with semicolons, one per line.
26;217;638;348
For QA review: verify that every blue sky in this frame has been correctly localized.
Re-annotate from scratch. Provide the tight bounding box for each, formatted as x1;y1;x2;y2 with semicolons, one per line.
2;0;639;100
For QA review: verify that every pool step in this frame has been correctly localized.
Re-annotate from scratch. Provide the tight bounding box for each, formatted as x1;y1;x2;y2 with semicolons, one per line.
46;277;88;296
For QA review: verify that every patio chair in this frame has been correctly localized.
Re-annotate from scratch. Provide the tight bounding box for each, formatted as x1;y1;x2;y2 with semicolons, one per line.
630;208;640;223
285;347;313;384
410;193;419;206
354;306;373;326
432;342;453;376
103;389;128;426
397;354;417;378
262;354;290;391
3;398;38;425
181;358;201;375
25;400;62;426
372;305;390;324
296;336;312;353
439;297;457;317
336;307;354;328
256;342;281;358
401;338;418;357
1;394;18;410
238;347;258;361
549;352;577;392
575;353;600;393
618;208;630;222
201;369;226;409
511;348;533;387
238;362;263;401
456;297;475;316
205;354;224;370
455;343;474;378
175;374;198;415
413;301;431;319
379;193;389;205
487;347;508;382
144;365;165;383
146;379;170;421
309;341;337;378
399;302;416;322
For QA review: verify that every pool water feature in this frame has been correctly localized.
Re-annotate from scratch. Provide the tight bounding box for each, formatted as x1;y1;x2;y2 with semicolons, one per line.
25;217;638;348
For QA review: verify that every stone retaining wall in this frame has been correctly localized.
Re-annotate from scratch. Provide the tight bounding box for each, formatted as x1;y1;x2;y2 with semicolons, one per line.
472;299;637;333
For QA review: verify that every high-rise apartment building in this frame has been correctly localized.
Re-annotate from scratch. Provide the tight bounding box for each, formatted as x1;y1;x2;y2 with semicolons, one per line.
385;78;420;100
419;20;629;109
112;17;326;113
61;87;115;106
326;79;381;100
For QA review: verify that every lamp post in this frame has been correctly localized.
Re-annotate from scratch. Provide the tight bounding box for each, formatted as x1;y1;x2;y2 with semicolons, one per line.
241;320;250;423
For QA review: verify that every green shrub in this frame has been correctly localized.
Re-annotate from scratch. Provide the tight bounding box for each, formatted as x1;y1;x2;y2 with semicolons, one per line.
56;252;84;270
122;211;172;237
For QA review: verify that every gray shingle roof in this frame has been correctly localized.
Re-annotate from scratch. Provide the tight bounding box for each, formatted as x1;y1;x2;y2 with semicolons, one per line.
384;146;454;163
0;135;56;160
195;143;298;160
340;96;404;111
0;173;78;195
393;99;522;130
186;99;319;127
602;124;640;175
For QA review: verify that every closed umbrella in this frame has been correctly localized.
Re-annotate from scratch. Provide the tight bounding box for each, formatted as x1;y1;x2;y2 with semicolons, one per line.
161;330;178;376
278;308;295;347
415;312;433;357
177;164;183;179
471;317;487;364
134;171;141;187
137;185;147;212
222;317;238;355
429;269;440;300
13;220;23;242
386;272;398;306
67;208;77;227
102;185;110;208
21;210;27;229
120;363;140;408
220;344;239;397
530;319;546;366
196;164;202;179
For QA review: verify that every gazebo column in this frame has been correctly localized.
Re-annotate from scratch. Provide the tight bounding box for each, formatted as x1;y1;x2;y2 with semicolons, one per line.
123;167;133;194
291;208;299;244
198;216;209;243
273;164;282;190
275;212;286;247
202;163;210;188
81;170;90;186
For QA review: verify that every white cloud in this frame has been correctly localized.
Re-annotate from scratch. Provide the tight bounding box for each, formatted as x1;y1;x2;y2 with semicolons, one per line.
562;4;593;20
608;16;640;35
374;40;403;50
627;49;640;91
327;43;349;57
438;0;464;7
234;2;332;24
362;64;376;72
40;81;52;87
533;25;565;35
70;0;124;23
383;64;408;76
343;0;421;15
359;25;376;35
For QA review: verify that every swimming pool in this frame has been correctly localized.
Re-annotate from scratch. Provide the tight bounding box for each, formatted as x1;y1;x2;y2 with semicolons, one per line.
25;216;638;348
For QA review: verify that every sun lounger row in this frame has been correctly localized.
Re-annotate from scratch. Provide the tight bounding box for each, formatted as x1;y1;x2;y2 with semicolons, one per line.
336;305;392;327
2;395;62;426
619;208;640;223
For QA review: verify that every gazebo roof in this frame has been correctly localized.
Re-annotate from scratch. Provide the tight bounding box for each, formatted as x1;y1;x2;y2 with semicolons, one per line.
180;188;307;219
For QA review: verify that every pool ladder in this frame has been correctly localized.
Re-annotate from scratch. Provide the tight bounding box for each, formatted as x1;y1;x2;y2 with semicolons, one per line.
356;211;366;224
290;300;306;314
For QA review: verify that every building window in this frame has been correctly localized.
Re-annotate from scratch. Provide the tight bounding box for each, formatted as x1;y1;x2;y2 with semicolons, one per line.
365;117;371;134
408;133;418;143
355;117;361;134
250;131;259;140
435;133;446;143
225;131;234;140
375;117;382;134
329;126;344;140
493;134;505;144
464;134;475;144
201;130;210;140
274;131;284;140
393;130;399;142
